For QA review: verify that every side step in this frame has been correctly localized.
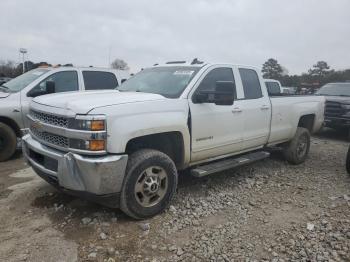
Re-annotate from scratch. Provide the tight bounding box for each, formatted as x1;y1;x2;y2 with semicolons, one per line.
191;151;270;177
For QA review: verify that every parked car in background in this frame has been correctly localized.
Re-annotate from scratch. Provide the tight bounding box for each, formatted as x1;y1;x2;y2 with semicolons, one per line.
265;80;297;95
315;82;350;138
264;79;282;95
0;77;12;86
22;61;325;219
0;66;130;162
282;87;297;94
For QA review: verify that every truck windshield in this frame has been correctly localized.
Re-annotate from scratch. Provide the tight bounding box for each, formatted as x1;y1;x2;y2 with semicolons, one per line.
0;69;49;93
316;83;350;96
119;66;200;98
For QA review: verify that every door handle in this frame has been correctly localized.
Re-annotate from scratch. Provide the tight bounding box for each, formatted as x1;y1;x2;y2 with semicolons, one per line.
260;105;270;110
232;107;242;113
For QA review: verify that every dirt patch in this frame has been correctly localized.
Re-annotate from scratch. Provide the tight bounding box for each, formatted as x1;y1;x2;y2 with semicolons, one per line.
0;129;349;261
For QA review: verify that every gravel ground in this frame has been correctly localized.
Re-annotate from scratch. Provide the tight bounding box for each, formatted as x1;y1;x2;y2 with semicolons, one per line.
0;129;349;262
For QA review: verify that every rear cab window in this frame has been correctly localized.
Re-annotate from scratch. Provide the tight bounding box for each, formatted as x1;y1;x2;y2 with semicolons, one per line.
239;68;263;99
82;71;118;90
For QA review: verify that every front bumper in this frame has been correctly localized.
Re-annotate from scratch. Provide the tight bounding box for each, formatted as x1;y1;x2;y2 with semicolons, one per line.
22;134;128;207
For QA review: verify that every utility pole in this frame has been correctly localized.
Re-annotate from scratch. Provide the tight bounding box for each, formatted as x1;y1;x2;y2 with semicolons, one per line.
19;48;28;73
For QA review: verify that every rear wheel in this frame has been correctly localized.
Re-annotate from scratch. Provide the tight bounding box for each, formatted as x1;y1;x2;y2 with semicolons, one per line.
0;123;17;162
283;127;310;165
120;149;178;219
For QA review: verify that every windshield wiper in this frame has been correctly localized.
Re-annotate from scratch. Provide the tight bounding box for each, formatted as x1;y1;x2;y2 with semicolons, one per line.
338;94;350;97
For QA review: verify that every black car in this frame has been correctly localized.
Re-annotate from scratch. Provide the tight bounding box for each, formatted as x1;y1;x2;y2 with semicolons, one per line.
316;82;350;138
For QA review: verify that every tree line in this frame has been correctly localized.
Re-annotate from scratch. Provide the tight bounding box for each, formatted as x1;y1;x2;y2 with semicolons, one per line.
262;58;350;89
2;57;348;89
0;60;72;78
0;58;129;78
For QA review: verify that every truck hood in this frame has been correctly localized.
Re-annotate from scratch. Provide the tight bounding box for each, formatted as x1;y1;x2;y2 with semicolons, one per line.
32;90;166;114
0;91;10;98
324;96;350;104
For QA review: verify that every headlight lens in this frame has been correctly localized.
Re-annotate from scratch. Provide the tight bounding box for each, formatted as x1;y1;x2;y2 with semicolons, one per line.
70;139;106;151
68;115;107;152
71;116;106;131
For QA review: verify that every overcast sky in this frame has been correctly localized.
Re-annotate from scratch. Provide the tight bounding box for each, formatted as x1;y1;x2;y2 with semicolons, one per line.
0;0;349;74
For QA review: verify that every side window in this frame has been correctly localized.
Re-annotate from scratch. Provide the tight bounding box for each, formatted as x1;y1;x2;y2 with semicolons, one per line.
196;67;236;98
83;71;118;90
239;68;263;99
32;71;79;93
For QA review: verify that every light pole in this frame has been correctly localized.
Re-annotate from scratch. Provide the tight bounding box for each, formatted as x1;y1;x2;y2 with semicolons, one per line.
19;48;27;73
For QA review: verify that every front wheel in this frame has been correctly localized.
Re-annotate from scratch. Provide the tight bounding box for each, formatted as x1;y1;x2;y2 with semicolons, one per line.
283;127;310;165
120;149;178;220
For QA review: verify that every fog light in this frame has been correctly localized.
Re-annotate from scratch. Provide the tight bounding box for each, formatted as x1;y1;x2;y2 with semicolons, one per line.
89;140;105;151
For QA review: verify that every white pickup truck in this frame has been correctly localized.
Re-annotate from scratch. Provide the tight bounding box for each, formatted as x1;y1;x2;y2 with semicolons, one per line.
22;62;325;219
0;67;129;162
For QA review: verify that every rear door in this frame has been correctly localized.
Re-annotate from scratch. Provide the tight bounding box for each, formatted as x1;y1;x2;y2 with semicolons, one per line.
189;66;244;162
238;68;271;149
82;71;119;91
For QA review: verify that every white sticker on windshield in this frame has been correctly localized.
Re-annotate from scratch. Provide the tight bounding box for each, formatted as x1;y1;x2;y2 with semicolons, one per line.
32;71;45;76
173;70;194;76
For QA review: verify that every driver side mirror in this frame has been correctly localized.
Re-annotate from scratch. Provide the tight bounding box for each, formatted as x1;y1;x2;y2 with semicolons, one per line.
193;81;235;106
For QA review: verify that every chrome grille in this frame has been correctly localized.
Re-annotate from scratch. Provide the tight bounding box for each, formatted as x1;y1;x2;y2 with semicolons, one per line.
31;126;69;148
30;110;68;128
325;101;344;117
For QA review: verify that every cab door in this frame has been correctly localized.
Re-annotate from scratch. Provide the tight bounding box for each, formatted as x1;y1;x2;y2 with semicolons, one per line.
238;68;271;149
189;66;244;162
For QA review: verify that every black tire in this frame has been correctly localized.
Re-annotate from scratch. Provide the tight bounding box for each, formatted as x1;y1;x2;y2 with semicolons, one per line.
0;122;17;162
346;146;350;175
120;149;178;220
283;127;310;165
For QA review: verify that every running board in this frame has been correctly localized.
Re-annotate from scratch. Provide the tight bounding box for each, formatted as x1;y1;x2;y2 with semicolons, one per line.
191;151;270;177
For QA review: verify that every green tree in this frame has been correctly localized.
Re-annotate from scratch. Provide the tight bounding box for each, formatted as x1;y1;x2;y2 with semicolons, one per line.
111;58;129;70
308;61;332;78
262;58;283;80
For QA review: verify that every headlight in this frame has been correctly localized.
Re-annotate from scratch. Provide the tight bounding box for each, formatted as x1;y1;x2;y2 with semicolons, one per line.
70;115;106;131
68;115;107;152
70;139;106;151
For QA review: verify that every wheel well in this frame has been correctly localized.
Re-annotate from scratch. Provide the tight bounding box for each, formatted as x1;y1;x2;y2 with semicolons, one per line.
125;132;184;168
0;117;21;137
298;114;315;133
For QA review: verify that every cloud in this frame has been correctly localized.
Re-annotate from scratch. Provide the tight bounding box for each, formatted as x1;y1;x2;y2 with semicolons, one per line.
0;0;349;74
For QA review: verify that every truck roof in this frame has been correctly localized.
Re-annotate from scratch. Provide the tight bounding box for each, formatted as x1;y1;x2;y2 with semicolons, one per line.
39;66;128;73
152;61;260;71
